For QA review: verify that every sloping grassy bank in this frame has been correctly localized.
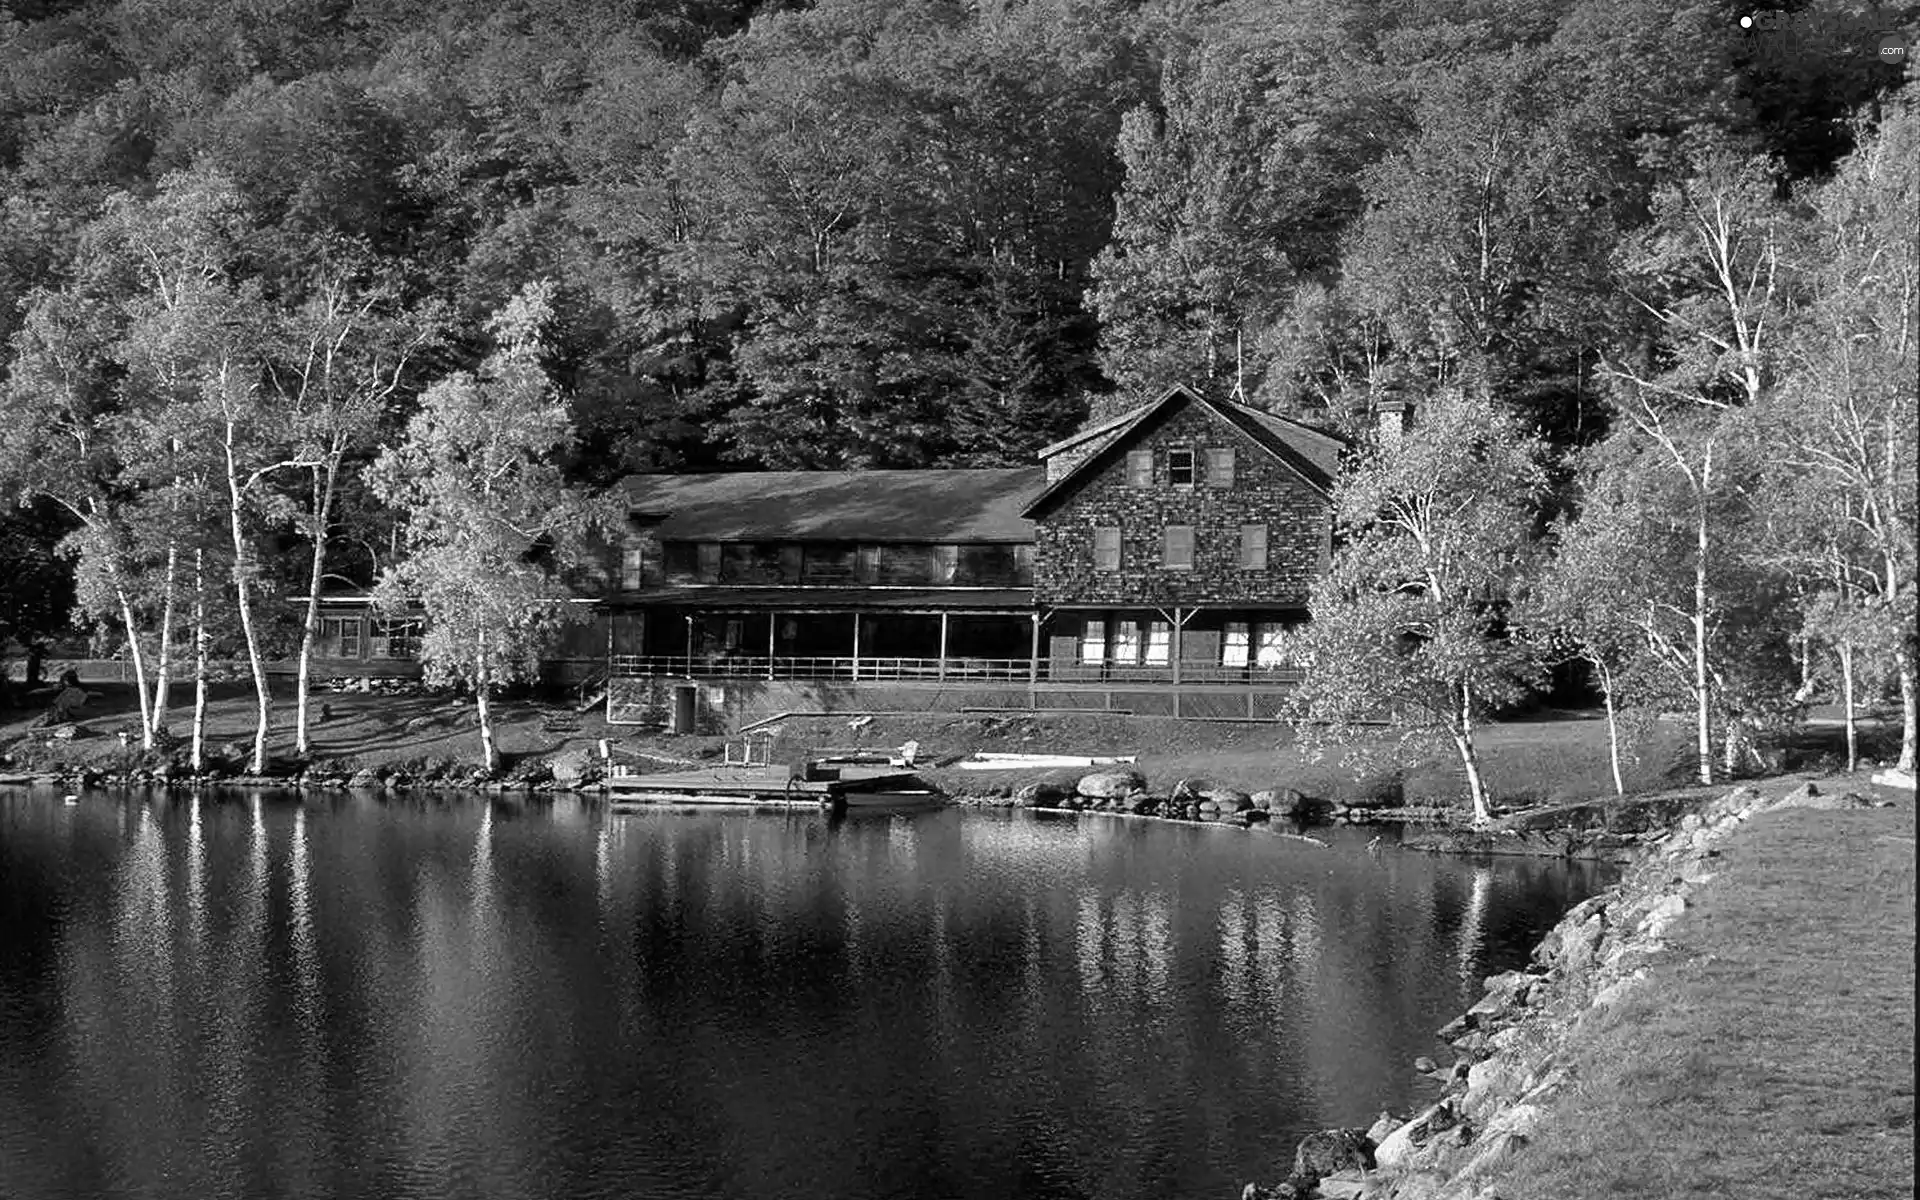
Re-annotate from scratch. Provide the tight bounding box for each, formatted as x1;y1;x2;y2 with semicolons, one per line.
1491;776;1915;1200
1241;771;1914;1200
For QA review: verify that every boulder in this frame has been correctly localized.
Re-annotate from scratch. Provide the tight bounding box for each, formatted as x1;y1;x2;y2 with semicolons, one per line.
1290;1128;1374;1186
1017;781;1070;808
1240;1184;1303;1200
1412;1055;1439;1075
1469;970;1536;1018
1365;1111;1405;1148
347;768;383;790
1203;786;1253;812
1253;787;1311;819
1078;769;1146;799
1373;1101;1453;1171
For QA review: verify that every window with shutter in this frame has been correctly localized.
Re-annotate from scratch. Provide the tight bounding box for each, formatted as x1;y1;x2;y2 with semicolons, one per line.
1207;447;1234;488
1094;526;1121;571
1240;524;1268;570
1163;525;1194;570
1126;450;1152;487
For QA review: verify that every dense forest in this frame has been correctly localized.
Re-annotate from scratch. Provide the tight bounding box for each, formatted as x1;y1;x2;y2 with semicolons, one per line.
0;0;1913;781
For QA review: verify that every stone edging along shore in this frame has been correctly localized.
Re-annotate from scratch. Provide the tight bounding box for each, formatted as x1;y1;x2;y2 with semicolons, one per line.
1230;779;1893;1200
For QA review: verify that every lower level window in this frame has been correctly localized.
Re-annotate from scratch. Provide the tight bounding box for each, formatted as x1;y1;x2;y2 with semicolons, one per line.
1143;621;1171;664
1080;620;1107;664
1222;621;1291;668
1223;622;1249;668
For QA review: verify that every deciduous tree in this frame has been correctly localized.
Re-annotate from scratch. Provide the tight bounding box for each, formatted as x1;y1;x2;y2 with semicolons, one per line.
1283;388;1549;825
369;283;612;770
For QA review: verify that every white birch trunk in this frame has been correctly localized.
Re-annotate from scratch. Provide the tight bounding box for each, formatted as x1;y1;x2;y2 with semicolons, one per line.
149;540;177;736
191;547;208;774
224;419;272;775
294;459;340;756
115;587;154;750
474;630;499;772
1897;654;1916;775
1595;656;1625;797
1456;681;1492;825
1839;642;1858;774
1693;498;1714;785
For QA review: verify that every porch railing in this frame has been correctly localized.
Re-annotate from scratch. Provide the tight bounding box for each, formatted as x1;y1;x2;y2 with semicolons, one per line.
608;654;1300;686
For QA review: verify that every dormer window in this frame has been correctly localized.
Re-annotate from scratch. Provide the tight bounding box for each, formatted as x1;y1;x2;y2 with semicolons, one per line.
1168;447;1195;486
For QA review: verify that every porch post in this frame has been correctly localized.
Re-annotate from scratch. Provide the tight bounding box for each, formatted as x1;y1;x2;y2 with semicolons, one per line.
1028;611;1041;686
851;612;861;681
1171;606;1183;686
768;612;777;681
939;612;950;681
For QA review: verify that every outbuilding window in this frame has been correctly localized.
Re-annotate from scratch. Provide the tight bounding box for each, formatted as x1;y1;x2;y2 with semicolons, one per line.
1168;447;1195;486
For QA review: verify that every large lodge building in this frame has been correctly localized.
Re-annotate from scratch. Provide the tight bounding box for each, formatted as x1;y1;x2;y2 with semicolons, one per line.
305;385;1354;727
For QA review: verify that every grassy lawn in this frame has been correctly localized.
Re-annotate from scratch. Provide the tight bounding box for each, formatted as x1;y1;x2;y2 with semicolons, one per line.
1499;783;1917;1199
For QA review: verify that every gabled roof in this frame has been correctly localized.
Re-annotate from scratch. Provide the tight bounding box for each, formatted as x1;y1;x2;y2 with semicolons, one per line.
1022;385;1348;517
619;468;1044;542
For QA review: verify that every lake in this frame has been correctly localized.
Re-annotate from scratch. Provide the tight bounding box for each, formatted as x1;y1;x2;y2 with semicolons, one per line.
0;789;1607;1200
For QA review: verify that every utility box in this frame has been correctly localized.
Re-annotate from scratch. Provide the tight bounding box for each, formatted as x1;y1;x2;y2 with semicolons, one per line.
668;683;698;734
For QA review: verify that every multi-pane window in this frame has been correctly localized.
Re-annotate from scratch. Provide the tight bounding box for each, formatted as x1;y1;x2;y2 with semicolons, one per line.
320;616;360;658
1126;450;1152;487
1143;621;1171;665
621;546;644;590
1168;447;1195;485
1113;620;1141;663
1080;619;1107;664
1255;624;1288;667
1222;621;1250;667
370;617;423;660
1093;526;1121;571
1207;447;1235;488
1240;524;1268;570
1162;525;1194;570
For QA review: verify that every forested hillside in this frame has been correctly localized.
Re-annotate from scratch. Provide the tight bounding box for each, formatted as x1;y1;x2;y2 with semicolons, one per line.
0;0;1914;777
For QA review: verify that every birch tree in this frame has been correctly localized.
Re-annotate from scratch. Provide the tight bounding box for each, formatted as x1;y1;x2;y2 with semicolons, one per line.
1599;137;1799;783
369;284;610;771
269;262;437;756
1761;97;1919;773
0;290;162;744
1282;388;1549;825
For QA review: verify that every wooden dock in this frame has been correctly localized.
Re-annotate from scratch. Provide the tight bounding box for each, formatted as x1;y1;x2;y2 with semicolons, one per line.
605;763;944;812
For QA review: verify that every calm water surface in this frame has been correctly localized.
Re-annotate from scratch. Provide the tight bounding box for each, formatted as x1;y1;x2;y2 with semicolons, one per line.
0;789;1608;1200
